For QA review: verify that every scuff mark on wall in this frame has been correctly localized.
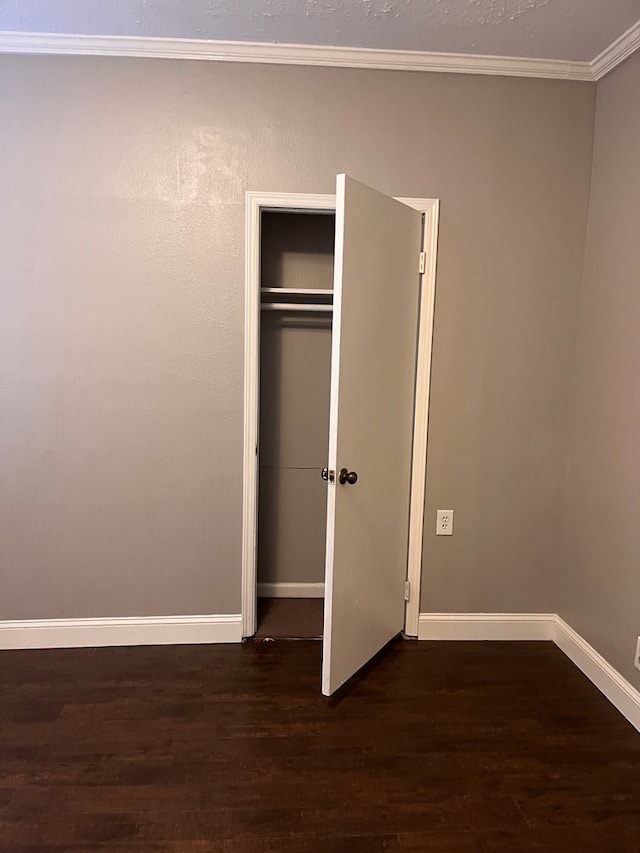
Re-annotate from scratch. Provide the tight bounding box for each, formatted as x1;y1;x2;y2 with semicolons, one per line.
155;129;247;207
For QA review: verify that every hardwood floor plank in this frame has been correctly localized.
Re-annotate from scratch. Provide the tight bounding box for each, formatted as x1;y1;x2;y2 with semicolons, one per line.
221;836;402;852
397;831;484;850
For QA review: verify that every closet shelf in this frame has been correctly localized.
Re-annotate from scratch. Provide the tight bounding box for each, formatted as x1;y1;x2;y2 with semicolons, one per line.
261;287;333;297
261;303;333;313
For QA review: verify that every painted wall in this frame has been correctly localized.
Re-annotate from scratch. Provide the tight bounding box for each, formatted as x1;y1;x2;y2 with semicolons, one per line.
558;51;640;687
0;56;594;620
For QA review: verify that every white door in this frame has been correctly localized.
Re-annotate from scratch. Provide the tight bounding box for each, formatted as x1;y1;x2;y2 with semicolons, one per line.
322;175;423;696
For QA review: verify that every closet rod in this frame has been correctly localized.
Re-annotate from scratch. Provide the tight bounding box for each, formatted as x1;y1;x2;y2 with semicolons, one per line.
261;303;333;313
261;287;333;297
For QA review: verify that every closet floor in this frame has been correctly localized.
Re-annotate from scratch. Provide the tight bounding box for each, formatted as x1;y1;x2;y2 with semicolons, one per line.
255;597;323;639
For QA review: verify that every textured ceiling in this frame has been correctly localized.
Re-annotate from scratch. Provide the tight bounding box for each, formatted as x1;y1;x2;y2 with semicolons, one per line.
0;0;639;61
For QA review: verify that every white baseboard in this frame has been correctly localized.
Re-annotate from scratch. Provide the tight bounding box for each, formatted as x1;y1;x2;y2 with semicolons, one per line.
418;611;640;733
418;612;556;641
2;608;638;734
553;617;640;733
257;582;325;599
0;614;242;649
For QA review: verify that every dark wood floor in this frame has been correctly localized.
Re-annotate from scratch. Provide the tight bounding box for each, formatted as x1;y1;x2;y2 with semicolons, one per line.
1;640;639;852
255;598;324;639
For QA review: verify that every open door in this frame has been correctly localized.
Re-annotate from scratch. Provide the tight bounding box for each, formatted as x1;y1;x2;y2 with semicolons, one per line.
322;175;423;696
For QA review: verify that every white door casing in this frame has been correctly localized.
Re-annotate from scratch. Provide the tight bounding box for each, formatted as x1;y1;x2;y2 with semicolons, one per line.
242;187;439;650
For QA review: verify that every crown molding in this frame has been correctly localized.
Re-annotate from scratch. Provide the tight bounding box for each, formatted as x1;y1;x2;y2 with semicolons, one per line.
2;24;639;82
0;30;595;81
591;18;640;80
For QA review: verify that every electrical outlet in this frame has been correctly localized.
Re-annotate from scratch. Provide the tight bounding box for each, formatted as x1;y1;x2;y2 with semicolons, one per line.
436;510;454;536
635;637;640;672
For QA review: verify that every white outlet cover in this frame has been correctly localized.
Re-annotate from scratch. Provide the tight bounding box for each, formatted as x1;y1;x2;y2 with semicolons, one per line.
436;509;454;536
635;637;640;672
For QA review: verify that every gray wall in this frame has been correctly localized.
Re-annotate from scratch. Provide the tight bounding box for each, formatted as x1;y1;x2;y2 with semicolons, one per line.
0;55;595;619
558;51;640;687
258;213;333;586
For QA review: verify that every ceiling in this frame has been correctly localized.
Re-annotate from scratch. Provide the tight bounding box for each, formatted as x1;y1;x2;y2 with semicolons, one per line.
0;0;639;63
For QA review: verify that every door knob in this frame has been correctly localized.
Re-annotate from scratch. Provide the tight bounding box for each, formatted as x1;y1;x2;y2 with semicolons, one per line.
338;468;358;485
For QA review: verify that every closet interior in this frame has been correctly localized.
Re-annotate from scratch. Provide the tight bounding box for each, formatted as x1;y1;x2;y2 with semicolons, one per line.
255;209;335;639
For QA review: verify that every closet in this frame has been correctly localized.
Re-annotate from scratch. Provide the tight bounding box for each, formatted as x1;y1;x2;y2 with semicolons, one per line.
256;210;335;639
246;175;438;695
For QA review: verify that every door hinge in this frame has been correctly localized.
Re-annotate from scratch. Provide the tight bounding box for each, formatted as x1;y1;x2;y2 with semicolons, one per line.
404;580;411;602
418;252;426;274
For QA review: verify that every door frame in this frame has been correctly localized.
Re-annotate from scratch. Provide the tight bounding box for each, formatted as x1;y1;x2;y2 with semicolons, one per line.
242;190;439;638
